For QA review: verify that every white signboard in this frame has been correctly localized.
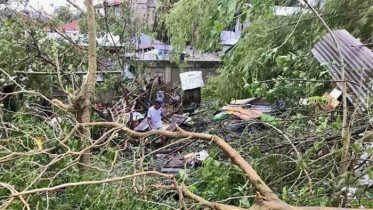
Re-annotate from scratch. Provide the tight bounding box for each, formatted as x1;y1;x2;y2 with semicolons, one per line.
330;89;342;99
179;71;204;91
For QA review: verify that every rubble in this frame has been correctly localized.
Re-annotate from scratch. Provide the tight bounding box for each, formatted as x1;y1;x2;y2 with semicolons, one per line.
300;88;342;110
323;89;342;110
211;98;285;133
95;77;286;174
221;106;262;120
214;98;284;121
150;149;209;174
94;76;182;125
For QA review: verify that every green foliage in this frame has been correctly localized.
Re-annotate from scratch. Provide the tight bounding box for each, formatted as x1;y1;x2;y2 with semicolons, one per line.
0;111;166;209
54;6;78;23
260;113;278;125
2;1;373;209
208;14;332;103
188;149;250;207
164;0;237;57
0;16;88;96
0;3;145;97
248;51;330;102
168;0;373;103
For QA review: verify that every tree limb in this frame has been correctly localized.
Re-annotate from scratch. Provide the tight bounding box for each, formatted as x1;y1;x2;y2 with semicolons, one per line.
78;122;279;201
66;0;85;13
10;171;172;197
181;184;247;210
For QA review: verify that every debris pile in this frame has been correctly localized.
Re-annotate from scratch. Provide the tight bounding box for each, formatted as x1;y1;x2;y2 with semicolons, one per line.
150;148;209;174
213;98;285;132
93;76;210;173
93;76;183;129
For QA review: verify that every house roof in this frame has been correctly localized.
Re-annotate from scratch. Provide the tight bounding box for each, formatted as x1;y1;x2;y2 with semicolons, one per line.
135;33;172;51
126;47;220;62
44;32;122;48
44;31;166;49
273;6;309;16
45;20;80;32
62;20;79;32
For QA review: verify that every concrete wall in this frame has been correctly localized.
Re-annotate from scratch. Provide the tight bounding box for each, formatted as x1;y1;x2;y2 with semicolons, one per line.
170;66;217;87
50;60;219;102
138;61;220;87
141;61;167;81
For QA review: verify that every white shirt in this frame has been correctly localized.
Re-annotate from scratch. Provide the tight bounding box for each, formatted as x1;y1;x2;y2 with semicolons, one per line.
147;106;163;130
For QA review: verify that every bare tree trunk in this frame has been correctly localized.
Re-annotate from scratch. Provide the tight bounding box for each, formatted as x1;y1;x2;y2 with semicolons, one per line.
76;0;97;165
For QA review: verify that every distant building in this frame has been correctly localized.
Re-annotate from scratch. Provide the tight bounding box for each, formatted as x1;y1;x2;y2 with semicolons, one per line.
274;0;326;16
43;1;220;86
125;33;220;86
94;0;157;28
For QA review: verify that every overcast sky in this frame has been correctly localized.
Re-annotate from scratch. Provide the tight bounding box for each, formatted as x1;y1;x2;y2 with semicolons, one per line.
27;0;102;13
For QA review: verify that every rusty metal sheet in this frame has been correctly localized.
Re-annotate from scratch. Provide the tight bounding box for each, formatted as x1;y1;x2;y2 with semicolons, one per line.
221;106;262;120
311;30;373;110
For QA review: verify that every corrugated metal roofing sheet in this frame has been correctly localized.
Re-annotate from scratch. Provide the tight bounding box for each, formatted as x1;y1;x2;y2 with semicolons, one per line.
132;33;173;51
311;30;373;110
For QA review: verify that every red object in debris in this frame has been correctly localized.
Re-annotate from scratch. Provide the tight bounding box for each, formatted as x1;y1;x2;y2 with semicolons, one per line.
132;120;140;128
94;104;103;110
325;104;334;111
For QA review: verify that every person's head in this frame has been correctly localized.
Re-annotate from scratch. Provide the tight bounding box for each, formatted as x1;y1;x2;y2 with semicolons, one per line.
153;100;163;109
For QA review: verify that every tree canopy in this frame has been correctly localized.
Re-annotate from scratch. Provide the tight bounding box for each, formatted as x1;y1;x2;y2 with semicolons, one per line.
0;0;372;209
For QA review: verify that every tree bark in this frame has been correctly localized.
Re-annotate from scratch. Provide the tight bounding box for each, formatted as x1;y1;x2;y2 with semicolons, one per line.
76;0;97;165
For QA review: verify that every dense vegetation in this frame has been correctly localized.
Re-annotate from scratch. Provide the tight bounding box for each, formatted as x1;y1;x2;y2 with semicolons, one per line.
0;0;372;209
165;0;373;103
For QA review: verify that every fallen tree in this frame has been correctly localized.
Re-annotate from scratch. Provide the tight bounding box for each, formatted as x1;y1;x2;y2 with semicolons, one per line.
1;0;372;209
1;120;371;210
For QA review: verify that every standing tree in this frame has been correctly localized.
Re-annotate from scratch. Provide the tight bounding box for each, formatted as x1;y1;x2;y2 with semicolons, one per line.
74;0;97;164
54;6;75;23
1;0;373;209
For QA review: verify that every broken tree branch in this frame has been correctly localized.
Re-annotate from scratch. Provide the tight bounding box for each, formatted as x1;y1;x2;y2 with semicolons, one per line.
265;123;313;194
77;122;281;201
181;184;247;210
66;0;85;13
172;178;189;210
0;182;31;210
10;171;172;197
74;122;373;210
